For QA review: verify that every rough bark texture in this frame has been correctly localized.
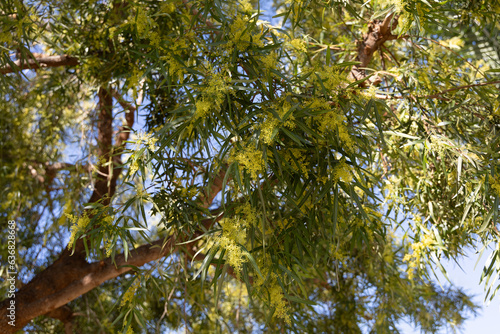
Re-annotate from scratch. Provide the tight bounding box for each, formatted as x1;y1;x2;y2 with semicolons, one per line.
349;13;399;86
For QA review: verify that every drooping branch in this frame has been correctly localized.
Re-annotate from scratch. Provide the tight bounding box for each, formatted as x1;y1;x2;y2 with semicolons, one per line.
374;80;500;100
0;55;79;75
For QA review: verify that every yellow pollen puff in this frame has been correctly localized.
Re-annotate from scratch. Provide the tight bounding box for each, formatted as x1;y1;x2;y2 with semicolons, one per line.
67;213;90;249
290;38;307;53
231;146;265;180
332;160;353;184
490;176;500;197
121;278;140;306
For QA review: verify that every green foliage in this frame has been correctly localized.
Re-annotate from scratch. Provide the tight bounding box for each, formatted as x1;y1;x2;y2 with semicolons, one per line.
2;0;500;333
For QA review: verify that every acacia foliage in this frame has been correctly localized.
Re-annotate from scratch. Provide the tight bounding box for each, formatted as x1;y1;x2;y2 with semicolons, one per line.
1;0;500;333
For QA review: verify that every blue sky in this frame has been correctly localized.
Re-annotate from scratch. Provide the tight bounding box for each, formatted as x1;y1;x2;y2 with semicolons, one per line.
399;247;500;334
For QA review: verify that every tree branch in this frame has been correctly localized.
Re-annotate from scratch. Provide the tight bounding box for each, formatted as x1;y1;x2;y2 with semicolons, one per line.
0;236;178;333
349;13;399;86
0;55;79;74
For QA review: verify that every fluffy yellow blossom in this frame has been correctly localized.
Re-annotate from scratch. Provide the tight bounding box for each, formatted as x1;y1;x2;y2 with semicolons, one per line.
332;159;353;184
259;52;278;69
205;68;231;105
491;176;500;197
236;203;259;226
134;131;158;151
239;0;253;13
136;8;158;38
269;284;291;324
290;38;307;53
229;15;263;51
253;255;291;324
67;213;90;249
315;69;344;93
129;160;139;175
259;99;295;144
231;146;265;179
121;277;140;306
217;210;255;277
260;117;280;144
127;66;144;98
403;233;435;279
160;2;176;14
149;31;162;47
194;99;212;119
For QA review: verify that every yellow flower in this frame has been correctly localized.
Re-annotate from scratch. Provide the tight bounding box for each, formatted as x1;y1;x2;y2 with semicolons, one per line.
491;176;500;197
290;38;307;53
332;160;353;184
231;146;265;179
121;277;140;306
67;213;90;249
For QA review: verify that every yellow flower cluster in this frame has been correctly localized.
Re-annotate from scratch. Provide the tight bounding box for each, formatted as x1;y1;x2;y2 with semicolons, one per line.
269;284;291;324
229;15;264;52
66;213;90;249
120;277;140;306
332;159;353;184
127;66;144;99
260;117;280;144
308;97;354;150
205;69;231;104
491;176;500;197
330;244;346;261
289;38;307;53
160;2;176;14
283;148;309;178
134;131;158;152
259;52;278;70
260;99;295;144
136;8;158;38
403;233;434;279
194;66;231;120
316;69;344;93
254;256;291;325
231;146;265;179
236;203;259;226
194;99;212;119
101;214;115;257
129;160;139;175
160;35;191;80
217;206;257;277
239;0;254;13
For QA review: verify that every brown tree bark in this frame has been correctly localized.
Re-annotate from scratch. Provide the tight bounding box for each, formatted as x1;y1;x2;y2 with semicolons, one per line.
0;55;79;74
349;13;399;86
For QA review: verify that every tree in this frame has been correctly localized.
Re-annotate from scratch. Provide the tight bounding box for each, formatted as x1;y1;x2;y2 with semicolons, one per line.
1;0;499;332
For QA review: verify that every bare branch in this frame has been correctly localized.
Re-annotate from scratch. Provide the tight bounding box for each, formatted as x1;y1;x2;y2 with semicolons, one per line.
0;55;79;75
349;13;399;86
